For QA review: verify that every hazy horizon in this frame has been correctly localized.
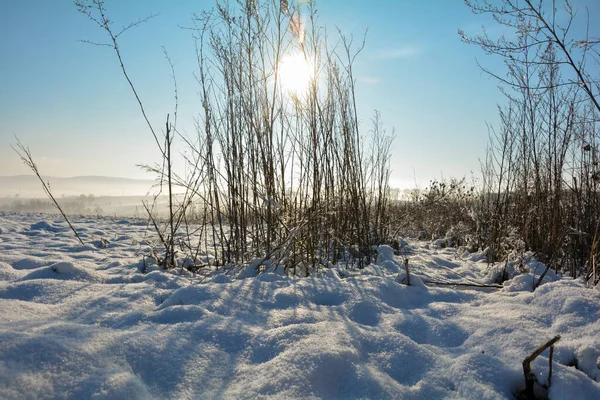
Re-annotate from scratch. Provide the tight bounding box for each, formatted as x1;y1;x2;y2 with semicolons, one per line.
0;174;156;198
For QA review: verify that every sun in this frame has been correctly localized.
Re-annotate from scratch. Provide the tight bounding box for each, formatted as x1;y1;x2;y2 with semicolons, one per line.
278;51;314;96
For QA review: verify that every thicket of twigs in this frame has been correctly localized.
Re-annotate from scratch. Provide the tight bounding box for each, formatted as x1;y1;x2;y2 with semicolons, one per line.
77;0;394;275
386;0;600;289
460;0;600;285
389;178;477;246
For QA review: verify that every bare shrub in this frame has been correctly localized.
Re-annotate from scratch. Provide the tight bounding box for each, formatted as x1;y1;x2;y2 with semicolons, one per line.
461;0;600;280
77;0;395;275
390;177;477;248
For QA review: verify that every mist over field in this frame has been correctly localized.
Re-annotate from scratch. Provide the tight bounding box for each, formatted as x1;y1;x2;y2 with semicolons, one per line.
0;176;161;217
0;175;154;198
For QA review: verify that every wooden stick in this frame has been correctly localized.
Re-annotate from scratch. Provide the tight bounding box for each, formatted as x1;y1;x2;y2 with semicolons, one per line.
523;335;561;399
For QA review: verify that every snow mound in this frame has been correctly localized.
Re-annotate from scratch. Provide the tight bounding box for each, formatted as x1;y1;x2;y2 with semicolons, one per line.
15;261;107;283
550;364;600;400
449;352;521;399
397;236;411;249
576;346;600;381
503;272;538;292
29;220;61;232
466;247;488;262
396;268;428;289
51;261;79;274
503;267;559;293
11;256;52;270
379;259;400;274
376;244;397;263
0;262;26;281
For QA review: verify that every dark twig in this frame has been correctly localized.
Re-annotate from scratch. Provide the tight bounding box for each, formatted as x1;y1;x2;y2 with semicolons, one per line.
404;258;411;286
12;137;85;246
422;280;503;289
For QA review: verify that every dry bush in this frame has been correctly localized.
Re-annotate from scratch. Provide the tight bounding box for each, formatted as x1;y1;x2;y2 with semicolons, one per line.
462;0;600;280
390;178;477;248
77;0;395;275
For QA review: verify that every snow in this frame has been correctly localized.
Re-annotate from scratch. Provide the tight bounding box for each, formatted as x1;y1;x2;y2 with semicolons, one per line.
1;211;599;399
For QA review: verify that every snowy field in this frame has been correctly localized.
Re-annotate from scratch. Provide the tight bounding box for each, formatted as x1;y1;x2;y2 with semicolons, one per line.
1;212;600;399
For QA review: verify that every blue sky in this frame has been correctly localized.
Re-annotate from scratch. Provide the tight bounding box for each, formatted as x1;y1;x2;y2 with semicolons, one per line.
1;0;585;189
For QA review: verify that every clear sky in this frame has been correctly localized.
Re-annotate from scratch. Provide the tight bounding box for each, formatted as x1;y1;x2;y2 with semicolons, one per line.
1;0;592;189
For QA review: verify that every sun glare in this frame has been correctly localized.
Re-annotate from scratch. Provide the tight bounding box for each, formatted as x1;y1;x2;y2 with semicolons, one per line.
278;51;313;96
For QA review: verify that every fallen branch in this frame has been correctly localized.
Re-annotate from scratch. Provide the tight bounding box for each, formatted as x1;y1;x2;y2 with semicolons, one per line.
422;280;502;289
522;335;561;399
434;260;504;288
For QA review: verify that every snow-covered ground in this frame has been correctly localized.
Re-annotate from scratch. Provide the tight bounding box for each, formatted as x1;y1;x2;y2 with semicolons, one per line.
1;212;599;399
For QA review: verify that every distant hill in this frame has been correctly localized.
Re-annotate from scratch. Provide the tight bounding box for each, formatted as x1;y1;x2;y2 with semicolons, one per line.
0;175;155;198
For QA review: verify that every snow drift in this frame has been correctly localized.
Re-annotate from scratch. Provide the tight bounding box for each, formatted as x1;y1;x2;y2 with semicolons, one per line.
0;212;599;399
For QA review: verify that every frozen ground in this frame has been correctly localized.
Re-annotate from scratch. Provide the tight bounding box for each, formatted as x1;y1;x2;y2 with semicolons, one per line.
0;212;599;399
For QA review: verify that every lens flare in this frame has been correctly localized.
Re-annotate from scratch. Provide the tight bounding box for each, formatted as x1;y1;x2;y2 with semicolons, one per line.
278;51;313;96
